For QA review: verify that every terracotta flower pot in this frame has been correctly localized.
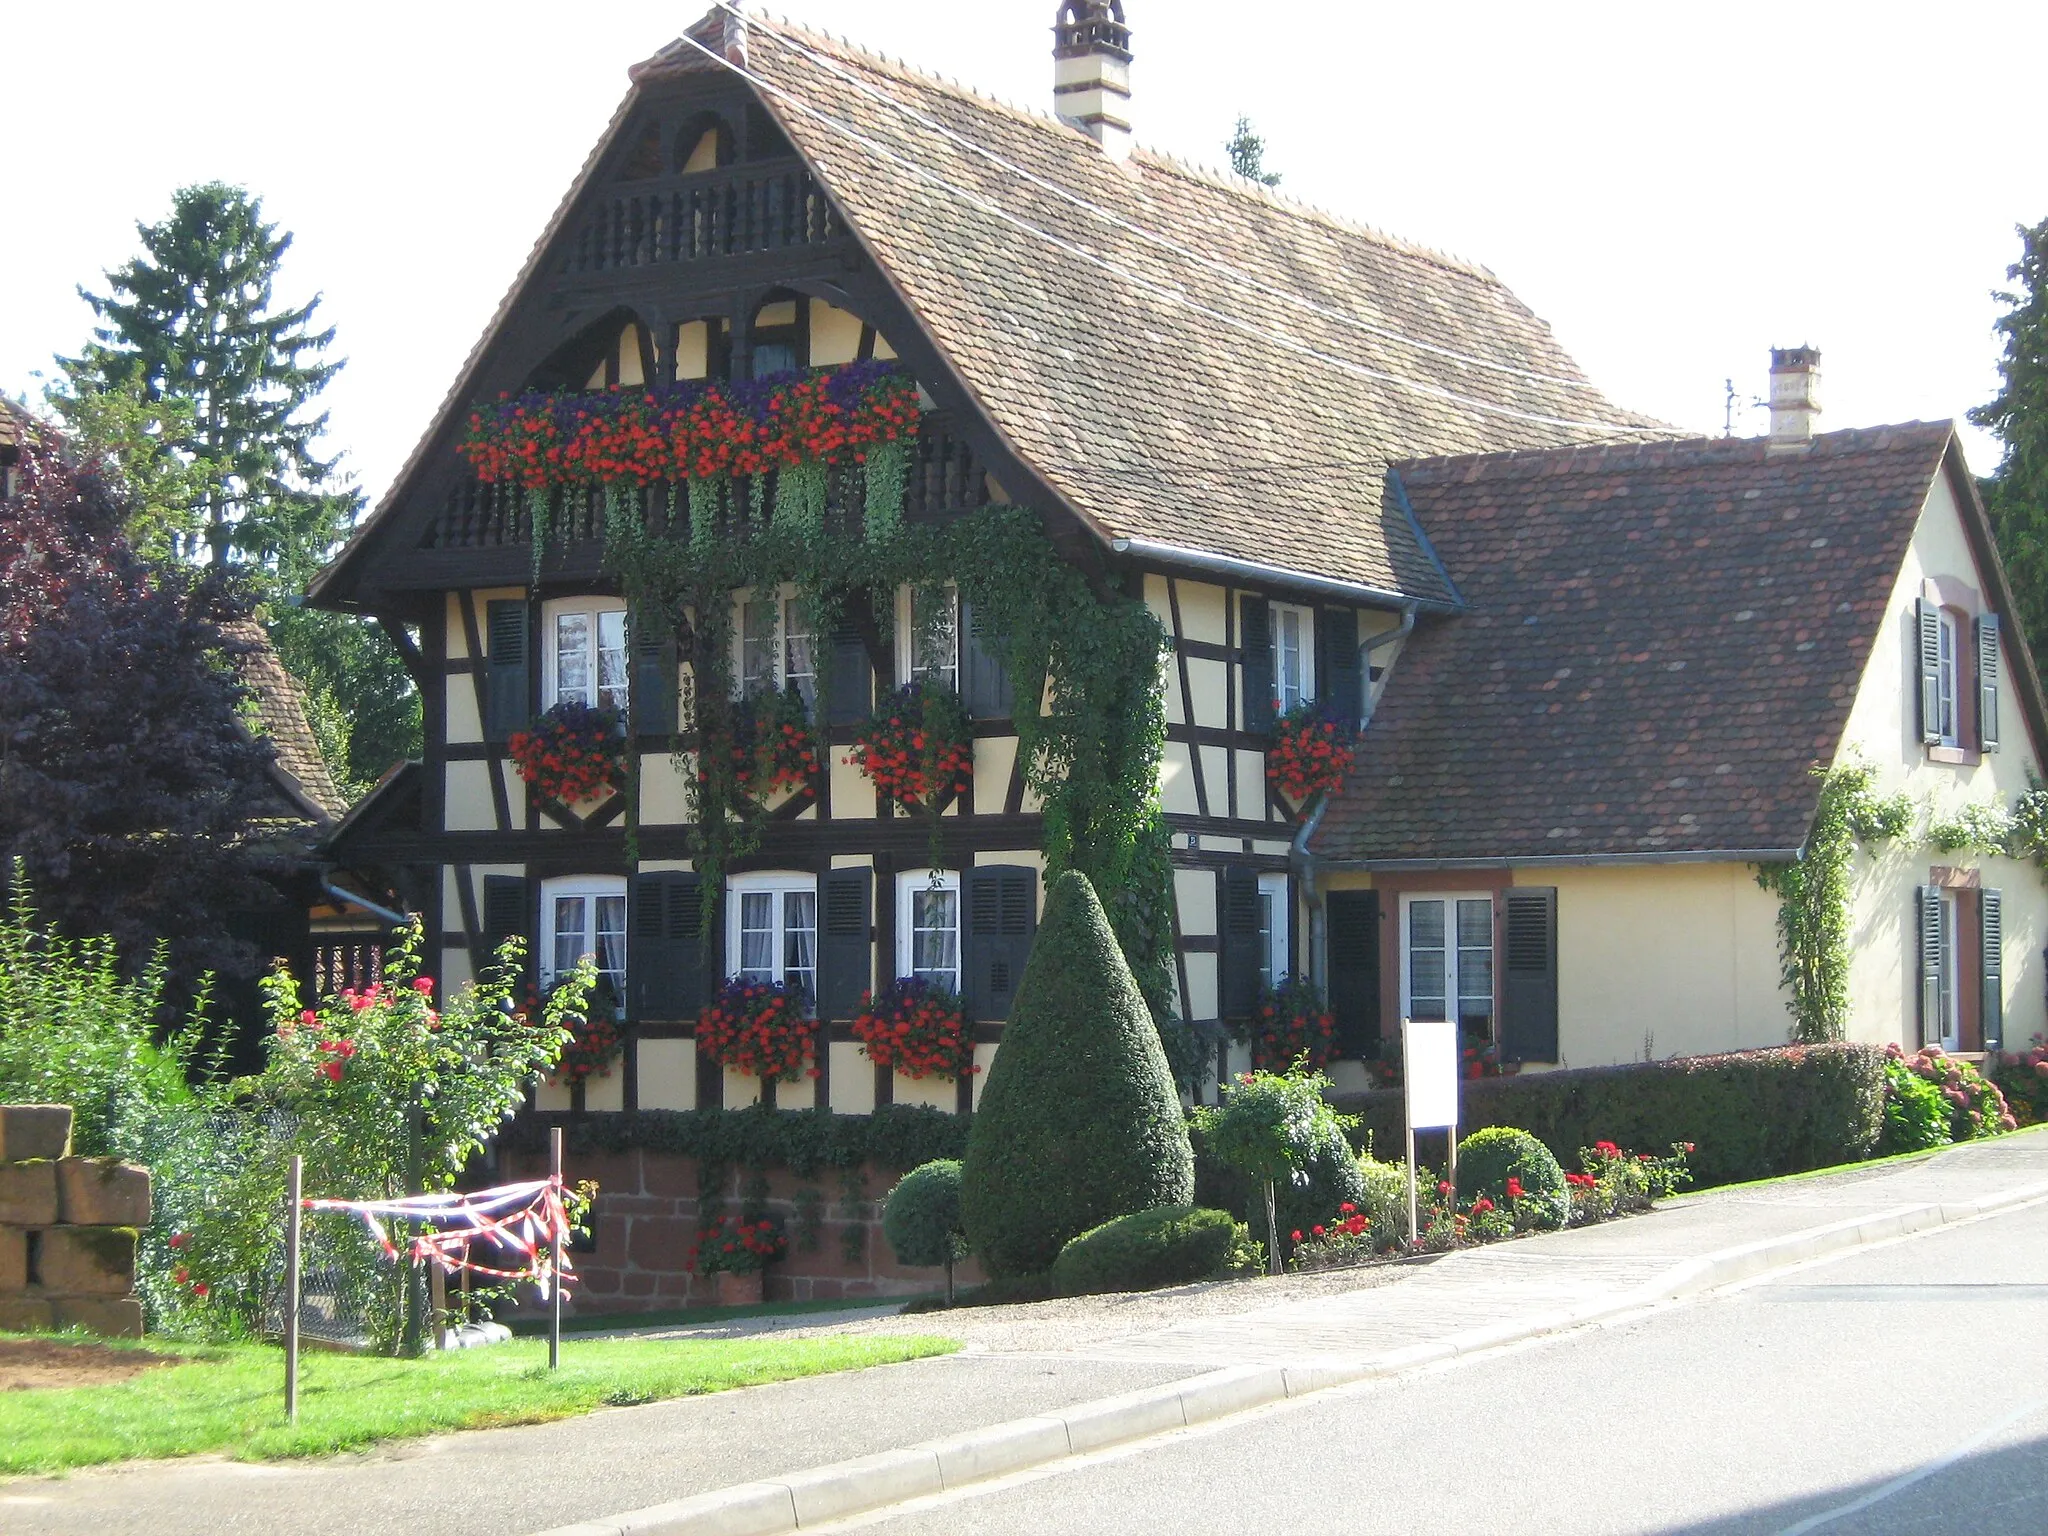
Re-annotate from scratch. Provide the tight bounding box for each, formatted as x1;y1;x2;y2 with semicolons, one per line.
714;1269;764;1307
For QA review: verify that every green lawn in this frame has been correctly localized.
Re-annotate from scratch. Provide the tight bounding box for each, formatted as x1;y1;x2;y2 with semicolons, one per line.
0;1331;958;1474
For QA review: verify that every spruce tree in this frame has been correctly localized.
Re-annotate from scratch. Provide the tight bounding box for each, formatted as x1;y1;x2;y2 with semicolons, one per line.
1972;216;2048;669
1226;116;1281;187
961;871;1194;1276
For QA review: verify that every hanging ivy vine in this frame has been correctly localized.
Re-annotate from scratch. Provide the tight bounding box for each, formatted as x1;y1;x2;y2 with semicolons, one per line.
1754;761;1913;1043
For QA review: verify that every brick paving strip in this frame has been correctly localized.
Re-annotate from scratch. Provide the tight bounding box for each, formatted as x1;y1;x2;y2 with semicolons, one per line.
4;1132;2044;1536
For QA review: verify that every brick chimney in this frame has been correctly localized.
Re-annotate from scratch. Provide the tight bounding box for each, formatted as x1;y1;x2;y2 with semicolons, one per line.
1053;1;1133;161
1768;346;1821;452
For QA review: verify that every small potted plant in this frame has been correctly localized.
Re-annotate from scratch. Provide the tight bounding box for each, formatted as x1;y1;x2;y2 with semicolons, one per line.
689;1214;788;1306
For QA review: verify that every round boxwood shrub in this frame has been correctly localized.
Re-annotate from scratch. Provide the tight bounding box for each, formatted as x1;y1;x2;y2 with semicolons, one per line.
883;1159;967;1268
961;872;1195;1277
1191;1092;1367;1261
1456;1125;1568;1228
1050;1205;1237;1296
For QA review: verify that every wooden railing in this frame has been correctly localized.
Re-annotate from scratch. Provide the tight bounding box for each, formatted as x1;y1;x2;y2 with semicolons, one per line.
420;412;993;553
561;161;844;275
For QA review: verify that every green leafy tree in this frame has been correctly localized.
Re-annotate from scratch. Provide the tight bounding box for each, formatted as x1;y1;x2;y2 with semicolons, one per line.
960;872;1193;1276
1226;116;1281;187
55;183;420;792
1972;216;2048;668
1192;1065;1359;1270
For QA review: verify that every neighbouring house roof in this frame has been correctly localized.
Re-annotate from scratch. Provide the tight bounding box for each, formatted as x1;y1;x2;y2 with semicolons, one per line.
314;8;1660;608
1310;422;2044;867
222;620;349;825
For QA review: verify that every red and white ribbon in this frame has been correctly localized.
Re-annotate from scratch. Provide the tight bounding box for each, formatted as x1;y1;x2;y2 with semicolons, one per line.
304;1177;576;1299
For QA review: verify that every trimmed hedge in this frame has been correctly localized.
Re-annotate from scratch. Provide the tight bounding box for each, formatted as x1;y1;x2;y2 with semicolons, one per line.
1050;1205;1237;1296
1329;1044;1885;1189
883;1160;968;1268
505;1103;971;1176
962;872;1195;1277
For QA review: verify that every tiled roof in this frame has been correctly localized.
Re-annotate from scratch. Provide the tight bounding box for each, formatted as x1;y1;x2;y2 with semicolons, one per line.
222;621;348;823
1310;424;1960;865
670;14;1668;598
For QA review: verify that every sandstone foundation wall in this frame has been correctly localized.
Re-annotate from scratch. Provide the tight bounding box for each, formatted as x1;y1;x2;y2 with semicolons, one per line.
0;1105;149;1337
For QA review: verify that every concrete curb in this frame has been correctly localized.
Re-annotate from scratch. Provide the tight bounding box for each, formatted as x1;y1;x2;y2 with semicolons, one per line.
534;1179;2048;1536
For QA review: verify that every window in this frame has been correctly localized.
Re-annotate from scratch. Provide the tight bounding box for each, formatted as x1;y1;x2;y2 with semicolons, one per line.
735;591;816;712
901;586;959;693
728;873;818;1011
897;870;962;993
1257;873;1290;991
1273;602;1314;712
1403;894;1495;1038
1936;611;1960;747
1938;889;1960;1049
541;878;627;1009
545;602;628;712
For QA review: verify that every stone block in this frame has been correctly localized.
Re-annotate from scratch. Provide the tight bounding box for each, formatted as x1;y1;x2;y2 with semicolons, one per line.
0;1161;59;1227
0;1105;73;1162
0;1227;24;1292
38;1226;136;1297
51;1297;144;1338
0;1296;54;1333
56;1159;152;1227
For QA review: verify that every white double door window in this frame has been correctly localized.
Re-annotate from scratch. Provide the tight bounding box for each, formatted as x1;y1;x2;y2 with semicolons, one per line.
1272;602;1314;713
730;873;818;1010
1257;872;1290;991
1402;893;1495;1038
542;877;627;1008
897;870;961;992
547;602;629;712
898;586;959;692
738;589;816;711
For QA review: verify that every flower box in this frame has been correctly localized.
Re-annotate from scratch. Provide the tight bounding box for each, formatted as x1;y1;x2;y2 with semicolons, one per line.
713;1270;764;1307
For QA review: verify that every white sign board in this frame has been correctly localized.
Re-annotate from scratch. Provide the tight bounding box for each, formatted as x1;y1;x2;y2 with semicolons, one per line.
1403;1018;1460;1132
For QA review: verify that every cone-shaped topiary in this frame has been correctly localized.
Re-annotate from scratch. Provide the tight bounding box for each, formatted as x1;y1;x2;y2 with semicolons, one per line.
961;870;1194;1276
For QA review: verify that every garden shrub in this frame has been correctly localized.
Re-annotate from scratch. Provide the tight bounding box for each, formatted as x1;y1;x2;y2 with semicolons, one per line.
1989;1036;2048;1127
883;1160;967;1269
1190;1069;1367;1262
1355;1153;1408;1247
1049;1205;1237;1296
1884;1044;2015;1143
1456;1127;1568;1230
961;872;1193;1277
1329;1044;1887;1188
1879;1058;1953;1154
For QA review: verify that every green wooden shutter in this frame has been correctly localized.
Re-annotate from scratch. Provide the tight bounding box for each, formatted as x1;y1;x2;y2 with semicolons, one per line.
1500;888;1559;1064
1317;608;1364;730
1977;614;2001;753
818;867;873;1020
632;610;678;736
964;865;1037;1020
960;599;1013;720
485;600;531;741
1240;598;1275;732
1220;864;1262;1017
1326;890;1380;1055
1918;884;1944;1046
1916;599;1943;746
826;622;873;727
1981;888;2004;1051
480;874;529;974
627;872;703;1021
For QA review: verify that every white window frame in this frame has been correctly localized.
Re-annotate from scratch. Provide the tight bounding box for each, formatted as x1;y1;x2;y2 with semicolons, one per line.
1939;889;1961;1050
539;876;628;1011
1935;610;1960;748
1400;892;1496;1039
1272;602;1315;713
732;585;817;712
895;869;963;993
726;871;819;1013
896;584;960;694
1257;872;1291;992
543;598;630;713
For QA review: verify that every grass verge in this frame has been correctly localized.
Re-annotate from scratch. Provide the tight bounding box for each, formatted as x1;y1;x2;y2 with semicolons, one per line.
0;1331;958;1475
509;1294;915;1335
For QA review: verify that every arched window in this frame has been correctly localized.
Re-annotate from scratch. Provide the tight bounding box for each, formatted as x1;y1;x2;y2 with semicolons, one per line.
529;310;650;393
618;124;664;181
674;316;732;381
747;290;807;379
675;112;734;174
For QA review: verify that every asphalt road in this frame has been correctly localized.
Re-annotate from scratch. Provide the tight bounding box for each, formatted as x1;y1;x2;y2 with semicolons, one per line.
816;1198;2048;1535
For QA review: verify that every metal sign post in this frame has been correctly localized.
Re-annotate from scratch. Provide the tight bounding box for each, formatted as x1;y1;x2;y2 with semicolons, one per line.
1402;1019;1460;1248
284;1154;303;1422
549;1125;564;1371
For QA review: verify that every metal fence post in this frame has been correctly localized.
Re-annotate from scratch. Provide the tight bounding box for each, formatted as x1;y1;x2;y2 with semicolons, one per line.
285;1155;303;1423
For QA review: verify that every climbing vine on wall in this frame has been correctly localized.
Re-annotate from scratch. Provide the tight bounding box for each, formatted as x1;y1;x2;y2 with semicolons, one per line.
1754;761;1913;1044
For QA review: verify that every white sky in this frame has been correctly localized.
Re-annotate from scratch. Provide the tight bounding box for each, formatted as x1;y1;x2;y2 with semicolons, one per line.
6;1;2043;510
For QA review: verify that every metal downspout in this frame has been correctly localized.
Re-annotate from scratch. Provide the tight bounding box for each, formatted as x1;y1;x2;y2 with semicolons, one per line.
319;875;409;929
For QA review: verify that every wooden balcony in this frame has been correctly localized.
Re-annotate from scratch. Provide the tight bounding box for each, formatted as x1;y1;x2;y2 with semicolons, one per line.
560;160;845;275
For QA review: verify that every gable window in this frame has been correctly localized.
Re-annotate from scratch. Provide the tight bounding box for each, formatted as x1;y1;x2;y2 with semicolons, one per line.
545;601;628;713
900;586;959;693
1935;611;1960;748
1257;872;1290;990
541;877;627;1009
1402;894;1494;1039
736;591;817;713
897;870;962;993
729;872;818;1011
1272;602;1314;712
